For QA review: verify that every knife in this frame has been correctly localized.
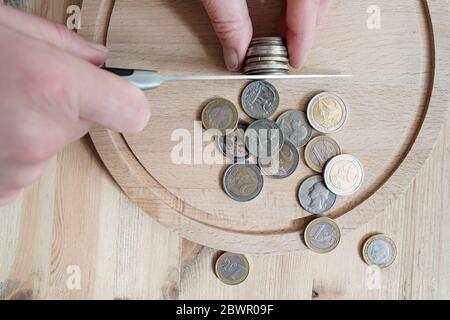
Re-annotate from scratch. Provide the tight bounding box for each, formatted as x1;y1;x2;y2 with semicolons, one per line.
103;67;352;90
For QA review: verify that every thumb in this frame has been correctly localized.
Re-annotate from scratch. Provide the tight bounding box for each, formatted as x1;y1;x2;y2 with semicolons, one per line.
0;4;107;66
202;0;253;71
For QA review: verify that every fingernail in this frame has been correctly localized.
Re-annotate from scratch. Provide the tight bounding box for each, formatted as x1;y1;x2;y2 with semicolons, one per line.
88;41;109;53
223;48;239;71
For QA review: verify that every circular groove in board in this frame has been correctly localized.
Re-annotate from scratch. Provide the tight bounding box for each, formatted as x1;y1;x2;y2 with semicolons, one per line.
81;0;450;253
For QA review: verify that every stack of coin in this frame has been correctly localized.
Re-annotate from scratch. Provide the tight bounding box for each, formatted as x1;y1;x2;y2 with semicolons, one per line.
244;37;290;75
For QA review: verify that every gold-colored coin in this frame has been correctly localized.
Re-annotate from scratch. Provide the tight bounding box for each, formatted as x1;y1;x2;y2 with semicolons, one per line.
215;252;249;285
306;92;348;133
304;217;341;254
304;136;342;173
201;98;239;136
362;234;397;268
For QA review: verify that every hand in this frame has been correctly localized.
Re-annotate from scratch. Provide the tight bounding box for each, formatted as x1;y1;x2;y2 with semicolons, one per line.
0;5;150;206
202;0;330;71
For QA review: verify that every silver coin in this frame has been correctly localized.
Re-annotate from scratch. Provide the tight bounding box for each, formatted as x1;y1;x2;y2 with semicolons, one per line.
247;50;288;58
215;252;250;285
244;65;289;74
276;110;313;149
245;119;284;158
306;92;348;134
241;81;279;119
217;121;249;162
304;217;341;253
323;154;364;196
362;235;397;268
298;175;337;215
251;36;284;43
259;140;299;179
245;70;288;75
247;45;287;52
223;164;264;202
245;56;289;64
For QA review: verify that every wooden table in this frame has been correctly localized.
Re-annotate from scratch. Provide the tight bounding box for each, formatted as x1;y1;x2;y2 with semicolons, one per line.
0;0;448;300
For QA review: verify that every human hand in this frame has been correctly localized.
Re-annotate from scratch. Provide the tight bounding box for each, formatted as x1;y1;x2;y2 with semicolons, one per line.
0;5;150;206
201;0;330;71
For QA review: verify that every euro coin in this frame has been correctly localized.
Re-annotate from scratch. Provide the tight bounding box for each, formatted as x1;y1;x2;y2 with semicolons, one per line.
306;92;348;134
304;217;341;253
362;234;397;269
202;98;239;136
304;136;341;173
259;140;299;179
215;252;249;285
223;164;264;202
323;154;364;196
217;120;249;162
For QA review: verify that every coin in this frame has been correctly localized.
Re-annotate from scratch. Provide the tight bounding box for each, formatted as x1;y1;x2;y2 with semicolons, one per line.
245;119;284;158
245;56;289;64
202;98;239;136
298;175;337;215
244;37;289;75
362;234;397;268
259;140;299;179
241;81;279;119
217;121;249;162
223;164;264;202
306;92;348;133
247;45;287;52
251;36;284;43
244;63;289;74
246;50;288;58
304;136;342;172
304;217;341;253
276;110;313;149
245;70;288;75
215;252;249;285
323;154;364;196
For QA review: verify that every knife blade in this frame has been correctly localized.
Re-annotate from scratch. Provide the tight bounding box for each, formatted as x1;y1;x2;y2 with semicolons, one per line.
103;67;352;90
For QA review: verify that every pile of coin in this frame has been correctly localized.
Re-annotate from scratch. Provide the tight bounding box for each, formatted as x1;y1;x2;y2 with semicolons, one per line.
299;92;365;219
243;37;289;75
201;41;367;256
201;80;365;211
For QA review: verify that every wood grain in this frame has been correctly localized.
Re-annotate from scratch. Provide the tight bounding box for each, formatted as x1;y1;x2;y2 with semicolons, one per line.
0;0;448;299
89;0;449;253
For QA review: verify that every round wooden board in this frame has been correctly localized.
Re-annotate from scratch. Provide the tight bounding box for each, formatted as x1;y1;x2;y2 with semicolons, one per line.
81;0;449;254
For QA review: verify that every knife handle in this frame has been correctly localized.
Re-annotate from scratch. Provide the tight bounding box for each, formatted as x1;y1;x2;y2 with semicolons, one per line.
102;67;163;90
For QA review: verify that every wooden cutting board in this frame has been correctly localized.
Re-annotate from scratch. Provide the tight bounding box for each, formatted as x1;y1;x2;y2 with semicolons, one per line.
80;0;449;254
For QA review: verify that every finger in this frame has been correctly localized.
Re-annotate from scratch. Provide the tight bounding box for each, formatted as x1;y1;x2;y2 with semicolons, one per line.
0;4;108;66
286;0;321;69
0;26;149;143
0;190;21;207
0;162;46;192
202;0;253;71
75;62;151;133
